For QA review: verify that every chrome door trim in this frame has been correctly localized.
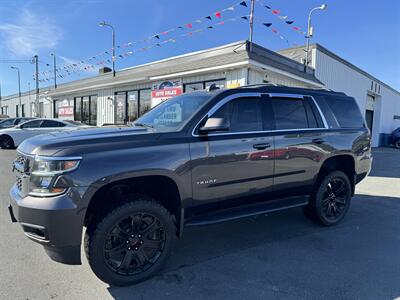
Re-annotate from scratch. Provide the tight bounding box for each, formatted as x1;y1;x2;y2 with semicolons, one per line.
192;92;330;137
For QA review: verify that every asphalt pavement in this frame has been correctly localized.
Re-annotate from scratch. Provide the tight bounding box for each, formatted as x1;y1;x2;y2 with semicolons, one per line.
0;148;399;300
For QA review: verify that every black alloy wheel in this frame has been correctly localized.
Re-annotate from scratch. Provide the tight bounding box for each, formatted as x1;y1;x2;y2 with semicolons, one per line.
0;135;15;149
321;177;348;221
104;213;166;276
303;171;352;226
85;197;176;286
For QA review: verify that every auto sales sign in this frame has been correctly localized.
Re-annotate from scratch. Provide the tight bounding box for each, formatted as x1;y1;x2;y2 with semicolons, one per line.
151;79;183;107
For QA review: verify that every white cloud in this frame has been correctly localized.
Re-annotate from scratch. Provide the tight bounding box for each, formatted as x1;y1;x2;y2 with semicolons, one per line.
0;9;63;56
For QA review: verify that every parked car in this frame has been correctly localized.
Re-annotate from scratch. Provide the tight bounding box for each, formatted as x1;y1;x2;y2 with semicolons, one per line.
8;85;372;286
0;119;88;149
388;127;400;149
0;114;10;120
0;117;35;129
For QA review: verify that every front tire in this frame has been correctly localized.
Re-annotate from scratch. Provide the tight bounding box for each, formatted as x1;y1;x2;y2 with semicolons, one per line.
395;140;400;149
0;135;15;149
303;171;352;226
84;196;176;286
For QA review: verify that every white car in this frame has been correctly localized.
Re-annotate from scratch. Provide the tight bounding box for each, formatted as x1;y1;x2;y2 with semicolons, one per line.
0;119;88;149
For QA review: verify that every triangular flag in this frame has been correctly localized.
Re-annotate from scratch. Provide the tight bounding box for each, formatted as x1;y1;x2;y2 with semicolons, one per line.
206;16;212;20
264;5;271;9
272;10;280;15
227;6;235;11
208;26;214;29
240;1;247;7
186;23;193;28
292;26;300;31
241;16;248;20
162;31;169;35
178;26;184;29
195;19;202;23
215;11;222;18
263;23;272;27
154;35;160;39
272;28;278;33
218;21;225;25
286;21;294;24
156;43;161;47
278;16;288;20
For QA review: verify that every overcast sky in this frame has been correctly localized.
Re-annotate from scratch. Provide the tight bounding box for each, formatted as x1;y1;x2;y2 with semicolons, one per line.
0;0;399;96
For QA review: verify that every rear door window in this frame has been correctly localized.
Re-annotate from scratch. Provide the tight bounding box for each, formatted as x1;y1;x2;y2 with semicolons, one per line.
41;120;65;128
271;98;309;130
324;96;365;128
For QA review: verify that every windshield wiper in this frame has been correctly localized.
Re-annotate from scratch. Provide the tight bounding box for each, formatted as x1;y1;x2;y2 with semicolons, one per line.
134;122;154;129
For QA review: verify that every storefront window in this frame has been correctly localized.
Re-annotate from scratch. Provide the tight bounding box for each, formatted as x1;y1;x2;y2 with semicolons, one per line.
184;82;203;92
139;89;151;116
184;79;225;93
54;100;60;118
75;95;97;125
115;89;152;124
90;96;97;125
127;91;138;122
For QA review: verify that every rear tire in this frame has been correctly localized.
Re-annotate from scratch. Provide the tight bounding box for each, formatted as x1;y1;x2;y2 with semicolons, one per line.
0;135;15;149
84;196;176;286
395;141;400;149
303;171;352;226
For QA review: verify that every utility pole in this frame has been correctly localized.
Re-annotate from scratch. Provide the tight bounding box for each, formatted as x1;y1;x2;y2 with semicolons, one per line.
10;66;22;116
249;0;255;52
50;53;57;89
34;55;40;117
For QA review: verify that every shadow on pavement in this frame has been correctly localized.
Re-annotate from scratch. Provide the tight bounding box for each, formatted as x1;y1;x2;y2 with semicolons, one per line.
107;194;400;300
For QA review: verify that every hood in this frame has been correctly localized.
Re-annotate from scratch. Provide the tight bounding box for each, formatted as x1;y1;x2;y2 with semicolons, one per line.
18;126;161;157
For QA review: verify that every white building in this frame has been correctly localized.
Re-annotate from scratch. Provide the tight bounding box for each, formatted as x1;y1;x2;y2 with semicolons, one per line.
278;44;400;146
1;40;399;146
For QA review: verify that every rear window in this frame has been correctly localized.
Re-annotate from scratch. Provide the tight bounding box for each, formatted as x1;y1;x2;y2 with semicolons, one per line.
325;96;365;128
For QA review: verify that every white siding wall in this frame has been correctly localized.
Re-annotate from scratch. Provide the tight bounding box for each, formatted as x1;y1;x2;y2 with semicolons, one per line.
313;49;400;146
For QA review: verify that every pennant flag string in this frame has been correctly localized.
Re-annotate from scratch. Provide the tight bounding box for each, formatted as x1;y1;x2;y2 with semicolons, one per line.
256;0;307;36
36;14;250;82
38;0;250;78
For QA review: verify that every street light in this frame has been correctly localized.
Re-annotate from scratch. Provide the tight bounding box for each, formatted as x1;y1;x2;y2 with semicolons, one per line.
305;4;327;68
10;66;22;116
99;21;116;77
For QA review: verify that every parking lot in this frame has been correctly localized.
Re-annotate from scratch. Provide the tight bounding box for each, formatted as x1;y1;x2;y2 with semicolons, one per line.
0;147;399;300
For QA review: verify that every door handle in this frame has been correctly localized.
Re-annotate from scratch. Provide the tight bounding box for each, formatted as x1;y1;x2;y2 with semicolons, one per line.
253;143;271;150
312;138;326;144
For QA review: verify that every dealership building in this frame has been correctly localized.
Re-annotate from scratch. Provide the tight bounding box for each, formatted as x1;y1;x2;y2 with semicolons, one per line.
1;40;399;146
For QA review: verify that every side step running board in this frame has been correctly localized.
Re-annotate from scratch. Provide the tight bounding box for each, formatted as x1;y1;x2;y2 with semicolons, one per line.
185;196;309;227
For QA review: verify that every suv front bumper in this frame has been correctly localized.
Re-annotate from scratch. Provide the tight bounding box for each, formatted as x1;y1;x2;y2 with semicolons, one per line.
8;184;85;265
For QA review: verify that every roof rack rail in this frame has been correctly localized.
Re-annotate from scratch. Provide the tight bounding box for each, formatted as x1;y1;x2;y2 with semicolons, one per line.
238;83;333;91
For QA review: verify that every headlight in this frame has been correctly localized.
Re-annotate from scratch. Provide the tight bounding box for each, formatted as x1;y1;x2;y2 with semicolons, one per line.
29;156;81;196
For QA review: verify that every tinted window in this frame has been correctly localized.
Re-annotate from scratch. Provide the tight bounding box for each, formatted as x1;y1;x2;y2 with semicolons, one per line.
0;119;16;126
21;120;42;128
41;120;65;128
325;96;365;128
271;98;309;130
211;97;262;132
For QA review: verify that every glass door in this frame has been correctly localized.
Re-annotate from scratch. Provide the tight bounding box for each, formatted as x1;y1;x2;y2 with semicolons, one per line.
127;91;139;122
115;92;127;124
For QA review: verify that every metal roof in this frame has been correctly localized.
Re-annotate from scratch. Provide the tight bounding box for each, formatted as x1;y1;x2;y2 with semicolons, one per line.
3;40;322;100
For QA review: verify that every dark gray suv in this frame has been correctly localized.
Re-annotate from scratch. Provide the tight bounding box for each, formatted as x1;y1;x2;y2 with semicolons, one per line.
8;85;372;286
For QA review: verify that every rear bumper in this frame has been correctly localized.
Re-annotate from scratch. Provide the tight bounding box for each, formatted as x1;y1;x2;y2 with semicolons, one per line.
8;184;84;265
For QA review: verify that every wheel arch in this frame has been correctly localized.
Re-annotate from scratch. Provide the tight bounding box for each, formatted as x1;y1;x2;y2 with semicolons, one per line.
84;174;183;237
315;154;356;195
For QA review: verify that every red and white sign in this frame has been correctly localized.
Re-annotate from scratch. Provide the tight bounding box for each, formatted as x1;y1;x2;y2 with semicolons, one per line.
58;106;74;118
151;79;183;107
151;87;182;99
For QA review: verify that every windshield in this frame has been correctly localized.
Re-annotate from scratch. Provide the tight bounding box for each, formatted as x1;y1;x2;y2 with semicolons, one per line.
133;92;211;132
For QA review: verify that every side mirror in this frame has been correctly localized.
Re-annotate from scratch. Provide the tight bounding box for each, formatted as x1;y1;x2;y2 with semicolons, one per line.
198;117;229;134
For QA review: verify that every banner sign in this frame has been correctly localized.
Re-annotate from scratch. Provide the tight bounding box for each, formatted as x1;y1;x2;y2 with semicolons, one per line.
58;106;74;118
151;79;183;107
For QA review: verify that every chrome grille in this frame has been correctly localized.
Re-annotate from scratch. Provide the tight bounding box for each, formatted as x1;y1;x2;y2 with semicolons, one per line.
13;152;32;196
